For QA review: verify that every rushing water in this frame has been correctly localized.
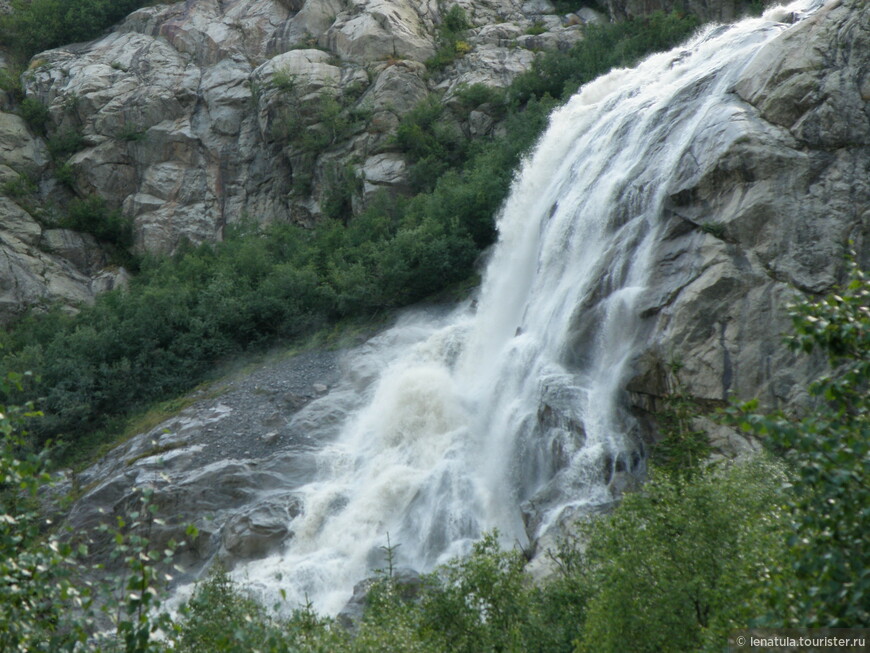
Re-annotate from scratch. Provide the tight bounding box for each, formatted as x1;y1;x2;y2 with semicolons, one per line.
231;0;824;615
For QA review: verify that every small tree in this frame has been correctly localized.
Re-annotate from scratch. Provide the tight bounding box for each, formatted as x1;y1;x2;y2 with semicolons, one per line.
0;372;92;651
729;251;869;627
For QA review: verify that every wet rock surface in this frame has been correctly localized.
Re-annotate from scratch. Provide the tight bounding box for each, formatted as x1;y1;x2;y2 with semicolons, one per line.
627;0;870;448
63;344;348;579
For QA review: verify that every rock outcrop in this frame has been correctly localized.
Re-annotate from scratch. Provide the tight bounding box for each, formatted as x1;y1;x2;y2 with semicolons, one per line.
1;0;591;319
0;110;129;321
626;0;869;451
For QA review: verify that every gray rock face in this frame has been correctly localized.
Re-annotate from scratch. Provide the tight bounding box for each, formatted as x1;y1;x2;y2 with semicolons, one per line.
626;0;869;449
2;0;583;317
59;346;346;578
15;0;567;257
0;193;128;322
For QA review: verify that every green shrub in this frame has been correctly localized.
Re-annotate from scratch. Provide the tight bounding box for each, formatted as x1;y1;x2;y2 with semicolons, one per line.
17;97;50;135
0;0;152;61
650;357;712;474
1;172;38;198
728;252;870;628
0;65;24;101
269;79;371;158
509;12;699;104
62;195;133;249
0;386;188;652
321;162;360;222
577;460;790;653
117;125;147;142
46;128;85;161
426;5;472;71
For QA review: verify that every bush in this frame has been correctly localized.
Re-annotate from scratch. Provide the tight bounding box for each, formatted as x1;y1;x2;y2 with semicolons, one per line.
46;128;85;161
61;195;134;249
426;5;473;71
576;460;789;653
0;0;151;61
728;252;870;628
509;12;699;105
0;383;187;652
17;97;50;135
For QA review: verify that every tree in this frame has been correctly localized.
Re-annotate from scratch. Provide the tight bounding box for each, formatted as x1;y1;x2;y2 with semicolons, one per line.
729;252;869;627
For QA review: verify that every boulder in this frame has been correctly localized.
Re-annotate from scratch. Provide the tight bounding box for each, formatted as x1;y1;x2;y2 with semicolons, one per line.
324;0;437;63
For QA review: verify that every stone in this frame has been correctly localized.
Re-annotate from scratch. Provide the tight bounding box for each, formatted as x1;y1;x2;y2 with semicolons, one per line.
220;496;301;560
0;197;122;323
273;0;347;51
522;0;555;14
575;7;606;24
0;111;49;174
362;152;408;197
324;0;437;63
40;229;105;273
0;197;42;246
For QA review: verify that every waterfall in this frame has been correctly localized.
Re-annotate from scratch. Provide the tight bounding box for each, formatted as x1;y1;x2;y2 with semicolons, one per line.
230;0;823;615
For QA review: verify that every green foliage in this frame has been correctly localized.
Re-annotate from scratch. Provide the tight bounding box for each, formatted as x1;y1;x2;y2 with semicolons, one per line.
727;253;870;627
61;195;134;249
174;568;349;653
92;489;190;652
0;387;186;652
0;0;152;61
699;221;726;239
0;65;24;101
1;172;38;198
509;12;699;104
577;460;789;653
526;21;547;36
270;67;297;94
321;162;361;222
394;96;466;192
454;83;507;115
412;533;536;652
426;5;472;71
0;372;87;652
17;97;50;135
651;357;712;474
46;128;85;161
55;162;76;189
117;125;147;142
271;87;370;157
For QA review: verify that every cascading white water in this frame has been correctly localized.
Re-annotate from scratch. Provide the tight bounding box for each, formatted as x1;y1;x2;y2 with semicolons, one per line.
231;0;824;615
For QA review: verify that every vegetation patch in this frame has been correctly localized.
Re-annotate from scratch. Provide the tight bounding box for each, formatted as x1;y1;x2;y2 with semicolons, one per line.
426;5;473;71
0;11;700;467
0;0;154;61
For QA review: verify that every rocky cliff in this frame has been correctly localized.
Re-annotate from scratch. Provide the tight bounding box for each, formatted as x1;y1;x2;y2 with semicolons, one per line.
0;0;601;322
43;0;869;593
627;0;868;452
